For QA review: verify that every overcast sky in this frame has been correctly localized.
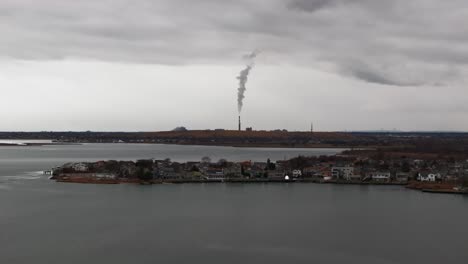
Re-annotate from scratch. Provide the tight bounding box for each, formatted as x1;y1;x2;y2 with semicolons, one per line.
1;0;467;131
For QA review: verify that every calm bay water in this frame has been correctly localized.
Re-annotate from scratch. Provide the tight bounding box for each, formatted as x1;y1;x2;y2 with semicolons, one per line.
1;143;467;264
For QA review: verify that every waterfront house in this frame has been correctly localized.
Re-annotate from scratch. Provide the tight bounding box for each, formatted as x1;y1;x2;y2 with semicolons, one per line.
72;163;89;172
417;172;439;182
302;167;316;177
395;172;410;182
267;170;285;179
204;168;225;180
156;167;180;179
292;169;302;178
367;172;391;182
332;166;354;180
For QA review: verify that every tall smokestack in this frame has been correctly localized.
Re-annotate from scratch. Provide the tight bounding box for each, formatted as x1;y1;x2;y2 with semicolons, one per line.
238;115;241;131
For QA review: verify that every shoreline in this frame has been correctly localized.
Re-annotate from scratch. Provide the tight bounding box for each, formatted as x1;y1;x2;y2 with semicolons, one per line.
51;173;468;195
56;177;408;185
0;140;354;149
53;178;468;195
0;142;81;147
0;141;350;149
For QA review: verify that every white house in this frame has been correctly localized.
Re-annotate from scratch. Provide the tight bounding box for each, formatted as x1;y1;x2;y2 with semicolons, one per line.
332;166;354;180
292;170;302;178
367;172;391;182
72;163;88;172
418;173;439;182
204;169;225;180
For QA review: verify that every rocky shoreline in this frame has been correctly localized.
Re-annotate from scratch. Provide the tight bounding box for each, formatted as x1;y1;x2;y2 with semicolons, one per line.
52;175;467;195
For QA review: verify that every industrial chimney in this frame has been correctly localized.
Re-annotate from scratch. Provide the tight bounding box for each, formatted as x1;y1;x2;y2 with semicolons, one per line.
238;116;241;131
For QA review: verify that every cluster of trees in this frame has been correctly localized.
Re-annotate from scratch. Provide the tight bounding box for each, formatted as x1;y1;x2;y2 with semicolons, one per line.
135;160;154;181
201;156;231;168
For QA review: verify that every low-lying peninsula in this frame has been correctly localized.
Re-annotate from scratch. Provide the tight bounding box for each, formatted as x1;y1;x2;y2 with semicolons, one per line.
50;154;468;195
5;130;468;150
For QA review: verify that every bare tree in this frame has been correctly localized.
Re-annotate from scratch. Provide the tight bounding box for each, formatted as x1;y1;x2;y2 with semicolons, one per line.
201;156;211;164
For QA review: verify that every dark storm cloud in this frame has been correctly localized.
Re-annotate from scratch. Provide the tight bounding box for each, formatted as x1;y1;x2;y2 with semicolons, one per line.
288;0;336;12
350;68;418;87
0;0;467;86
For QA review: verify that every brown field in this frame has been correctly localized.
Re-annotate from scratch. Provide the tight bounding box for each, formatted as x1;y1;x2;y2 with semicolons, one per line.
143;130;356;140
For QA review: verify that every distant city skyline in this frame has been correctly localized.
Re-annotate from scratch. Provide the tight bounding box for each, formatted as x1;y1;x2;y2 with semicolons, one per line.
1;0;467;131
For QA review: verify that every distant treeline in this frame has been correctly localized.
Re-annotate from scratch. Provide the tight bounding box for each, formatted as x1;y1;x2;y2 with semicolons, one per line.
2;130;468;154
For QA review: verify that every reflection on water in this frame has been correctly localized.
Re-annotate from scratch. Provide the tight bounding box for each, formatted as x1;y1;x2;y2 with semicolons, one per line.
0;181;467;264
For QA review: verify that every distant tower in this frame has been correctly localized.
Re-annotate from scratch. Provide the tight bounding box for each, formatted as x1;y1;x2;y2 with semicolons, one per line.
311;122;314;133
238;116;241;131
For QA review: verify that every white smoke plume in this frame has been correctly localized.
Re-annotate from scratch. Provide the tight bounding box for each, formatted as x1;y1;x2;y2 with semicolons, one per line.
237;50;259;113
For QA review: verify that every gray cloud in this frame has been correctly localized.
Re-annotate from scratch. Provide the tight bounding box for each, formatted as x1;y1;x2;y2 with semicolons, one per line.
288;0;337;12
0;0;467;86
350;68;410;86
